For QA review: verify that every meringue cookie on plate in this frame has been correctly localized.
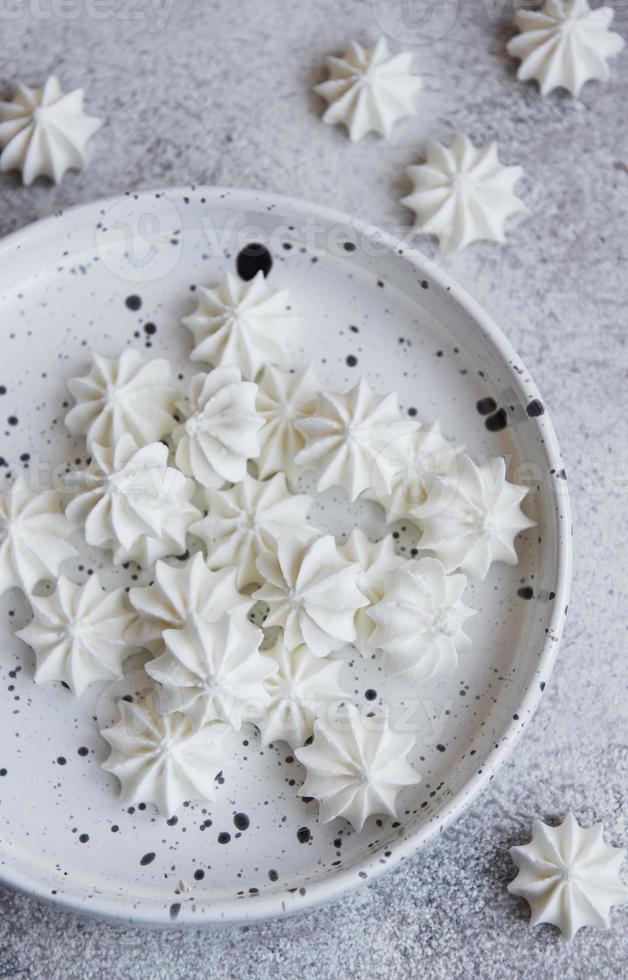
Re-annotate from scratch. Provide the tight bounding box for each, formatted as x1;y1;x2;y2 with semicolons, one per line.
0;75;101;185
339;529;404;656
315;37;421;141
256;363;318;484
173;367;263;488
295;704;420;831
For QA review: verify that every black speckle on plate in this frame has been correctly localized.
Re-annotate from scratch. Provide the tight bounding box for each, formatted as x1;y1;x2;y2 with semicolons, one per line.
236;243;273;280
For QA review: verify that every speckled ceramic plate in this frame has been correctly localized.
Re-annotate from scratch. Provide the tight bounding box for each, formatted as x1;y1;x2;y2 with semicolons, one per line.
0;187;571;927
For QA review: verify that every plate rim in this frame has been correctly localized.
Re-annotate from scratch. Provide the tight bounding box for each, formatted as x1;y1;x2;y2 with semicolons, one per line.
0;184;572;928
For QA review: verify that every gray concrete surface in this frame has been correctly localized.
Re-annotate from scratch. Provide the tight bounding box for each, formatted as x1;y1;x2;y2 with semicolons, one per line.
0;1;627;977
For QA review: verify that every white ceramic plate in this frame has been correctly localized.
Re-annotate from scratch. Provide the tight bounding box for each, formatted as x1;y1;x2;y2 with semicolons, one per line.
0;187;571;927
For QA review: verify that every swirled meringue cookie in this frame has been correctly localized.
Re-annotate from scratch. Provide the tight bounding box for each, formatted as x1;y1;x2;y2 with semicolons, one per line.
173;367;263;488
64;434;200;565
146;613;275;731
507;0;624;97
315;38;421;141
296;378;419;501
253;534;368;658
508;813;628;940
0;76;101;185
191;473;318;589
127;552;253;653
295;704;420;831
339;529;404;656
0;473;76;596
403;135;525;253
65;350;176;449
101;688;230;818
256;364;318;484
416;455;535;580
182;272;295;380
257;638;347;748
17;574;138;696
369;423;463;523
369;558;474;683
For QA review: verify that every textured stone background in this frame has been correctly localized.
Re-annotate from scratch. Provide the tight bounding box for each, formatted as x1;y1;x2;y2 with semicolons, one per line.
0;1;627;977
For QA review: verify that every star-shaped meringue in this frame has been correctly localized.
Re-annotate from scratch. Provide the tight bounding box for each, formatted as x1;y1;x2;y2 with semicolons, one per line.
507;0;625;97
315;37;422;141
509;813;628;940
339;529;404;656
0;75;101;185
402;134;525;252
182;271;295;380
256;364;318;485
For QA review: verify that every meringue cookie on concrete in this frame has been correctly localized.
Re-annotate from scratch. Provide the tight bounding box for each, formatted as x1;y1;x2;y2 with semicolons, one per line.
253;534;369;657
173;367;263;488
0;472;76;596
191;472;318;589
0;75;101;185
65;349;176;449
339;529;404;656
507;0;625;97
256;363;318;484
17;574;138;696
295;704;420;831
315;37;421;141
509;813;628;940
182;271;295;380
403;134;525;252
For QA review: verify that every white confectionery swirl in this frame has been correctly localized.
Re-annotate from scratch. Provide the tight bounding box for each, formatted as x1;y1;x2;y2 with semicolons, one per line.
0;473;77;596
296;377;419;501
16;574;138;696
190;472;319;589
0;75;101;185
101;687;230;818
64;434;199;565
368;558;475;683
173;367;263;488
295;704;420;831
146;613;275;731
257;638;348;749
65;349;176;449
127;552;253;653
402;134;525;253
182;271;296;380
416;455;535;580
253;534;369;658
507;0;625;97
370;422;463;523
339;529;404;656
256;363;318;484
508;813;628;940
314;37;422;141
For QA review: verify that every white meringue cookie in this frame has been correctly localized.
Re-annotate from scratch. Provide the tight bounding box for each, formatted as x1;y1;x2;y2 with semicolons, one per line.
257;638;348;748
315;37;421;141
295;704;420;831
368;558;475;683
127;552;253;652
182;271;296;380
16;574;138;696
0;75;101;185
146;613;275;731
296;377;419;501
64;434;200;564
253;534;369;658
65;349;176;449
256;364;318;485
509;813;628;940
339;530;404;656
191;473;318;589
0;472;77;596
416;455;535;580
173;367;263;488
403;134;525;252
507;0;625;97
101;688;230;818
